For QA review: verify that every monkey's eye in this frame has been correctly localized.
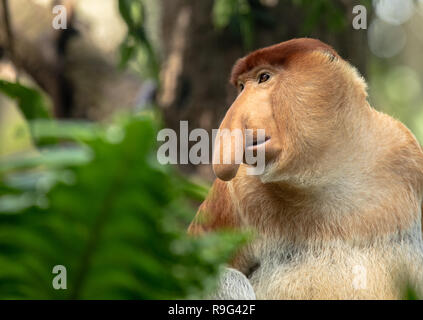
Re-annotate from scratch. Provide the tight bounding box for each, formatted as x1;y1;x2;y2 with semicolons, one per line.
258;72;270;84
239;83;245;91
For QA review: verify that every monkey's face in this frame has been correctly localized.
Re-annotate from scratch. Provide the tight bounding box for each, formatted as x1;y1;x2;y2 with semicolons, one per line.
213;39;362;182
212;65;283;181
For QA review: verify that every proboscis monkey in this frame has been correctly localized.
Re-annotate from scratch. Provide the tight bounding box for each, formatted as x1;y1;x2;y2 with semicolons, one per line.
189;38;423;300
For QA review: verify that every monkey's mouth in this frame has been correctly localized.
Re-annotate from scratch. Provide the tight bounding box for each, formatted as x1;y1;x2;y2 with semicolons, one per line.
246;136;271;150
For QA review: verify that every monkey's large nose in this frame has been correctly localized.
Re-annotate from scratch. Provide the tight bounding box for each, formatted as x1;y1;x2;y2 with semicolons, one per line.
212;98;251;181
212;162;240;181
212;129;243;181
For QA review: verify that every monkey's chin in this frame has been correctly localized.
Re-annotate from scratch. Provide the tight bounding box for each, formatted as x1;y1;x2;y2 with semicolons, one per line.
259;161;281;184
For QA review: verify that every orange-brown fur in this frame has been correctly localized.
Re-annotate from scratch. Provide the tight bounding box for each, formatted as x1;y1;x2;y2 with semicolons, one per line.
189;38;423;299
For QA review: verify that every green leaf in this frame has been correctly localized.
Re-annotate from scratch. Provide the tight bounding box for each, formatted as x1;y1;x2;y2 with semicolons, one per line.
0;80;50;120
118;0;159;79
212;0;255;50
213;0;235;29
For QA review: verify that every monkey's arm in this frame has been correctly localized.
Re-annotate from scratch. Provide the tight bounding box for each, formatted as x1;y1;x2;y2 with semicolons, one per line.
188;180;255;300
188;179;239;235
188;179;251;272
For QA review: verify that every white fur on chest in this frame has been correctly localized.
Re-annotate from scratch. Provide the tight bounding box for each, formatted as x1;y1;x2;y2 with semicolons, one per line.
244;234;423;299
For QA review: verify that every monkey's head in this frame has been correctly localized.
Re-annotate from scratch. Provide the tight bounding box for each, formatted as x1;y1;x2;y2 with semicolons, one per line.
213;38;369;183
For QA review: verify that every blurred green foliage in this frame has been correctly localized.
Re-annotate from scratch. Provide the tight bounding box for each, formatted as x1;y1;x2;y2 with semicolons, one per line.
404;285;420;300
292;0;346;34
368;60;423;144
213;0;255;49
118;0;160;80
0;99;246;298
0;80;51;120
212;0;351;49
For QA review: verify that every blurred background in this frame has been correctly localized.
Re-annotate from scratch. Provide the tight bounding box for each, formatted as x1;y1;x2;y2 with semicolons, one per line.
0;0;422;299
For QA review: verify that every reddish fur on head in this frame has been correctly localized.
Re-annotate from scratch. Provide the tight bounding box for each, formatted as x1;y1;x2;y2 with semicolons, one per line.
230;38;339;86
